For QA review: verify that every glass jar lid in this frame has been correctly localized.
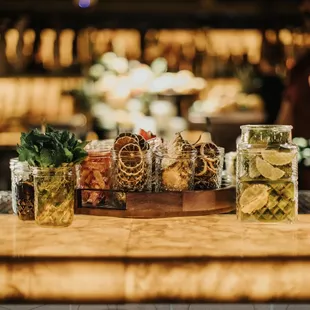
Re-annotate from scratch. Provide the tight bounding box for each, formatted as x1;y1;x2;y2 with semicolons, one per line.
240;125;292;145
9;158;30;171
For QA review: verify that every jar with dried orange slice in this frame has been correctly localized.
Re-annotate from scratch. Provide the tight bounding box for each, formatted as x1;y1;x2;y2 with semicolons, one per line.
112;133;152;197
193;142;224;190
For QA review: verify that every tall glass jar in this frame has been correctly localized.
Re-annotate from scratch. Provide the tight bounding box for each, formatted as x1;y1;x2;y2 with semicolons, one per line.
10;158;34;220
236;125;298;223
33;167;75;227
112;148;152;192
155;148;197;192
76;142;112;207
112;148;152;208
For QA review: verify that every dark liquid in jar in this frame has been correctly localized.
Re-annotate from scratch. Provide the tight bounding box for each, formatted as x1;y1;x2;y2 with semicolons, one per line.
16;180;35;220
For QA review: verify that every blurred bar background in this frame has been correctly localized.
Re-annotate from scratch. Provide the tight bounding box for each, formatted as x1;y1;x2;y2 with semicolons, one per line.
0;0;309;189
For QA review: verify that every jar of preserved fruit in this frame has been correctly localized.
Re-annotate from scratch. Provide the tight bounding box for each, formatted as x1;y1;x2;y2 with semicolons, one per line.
155;147;197;192
76;142;112;207
236;125;298;223
33;167;75;227
10;158;34;220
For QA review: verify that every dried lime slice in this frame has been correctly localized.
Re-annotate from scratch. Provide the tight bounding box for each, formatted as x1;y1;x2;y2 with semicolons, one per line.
261;150;295;166
240;184;269;214
256;157;285;180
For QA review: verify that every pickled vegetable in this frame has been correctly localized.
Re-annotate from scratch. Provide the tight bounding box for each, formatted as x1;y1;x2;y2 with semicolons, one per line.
34;168;74;227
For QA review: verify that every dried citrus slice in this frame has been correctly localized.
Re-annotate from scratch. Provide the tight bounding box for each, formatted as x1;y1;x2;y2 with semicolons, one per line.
135;134;150;151
240;184;269;214
118;143;144;170
194;143;204;156
195;157;208;176
261;150;295;166
256;157;285;180
113;133;139;152
202;142;220;158
119;161;145;176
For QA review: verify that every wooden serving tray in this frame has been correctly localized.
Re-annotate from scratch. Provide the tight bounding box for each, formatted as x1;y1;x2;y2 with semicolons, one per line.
74;186;236;218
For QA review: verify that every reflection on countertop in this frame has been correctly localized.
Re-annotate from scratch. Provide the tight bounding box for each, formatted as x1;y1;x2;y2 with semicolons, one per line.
2;214;310;303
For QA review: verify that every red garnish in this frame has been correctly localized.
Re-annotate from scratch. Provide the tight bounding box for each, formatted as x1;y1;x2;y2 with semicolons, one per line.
139;129;156;141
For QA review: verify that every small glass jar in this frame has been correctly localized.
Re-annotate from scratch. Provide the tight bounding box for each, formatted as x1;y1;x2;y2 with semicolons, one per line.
76;142;112;207
194;146;224;190
112;149;152;192
225;152;237;185
148;137;163;191
236;125;298;223
155;148;197;192
33;167;75;227
10;158;34;220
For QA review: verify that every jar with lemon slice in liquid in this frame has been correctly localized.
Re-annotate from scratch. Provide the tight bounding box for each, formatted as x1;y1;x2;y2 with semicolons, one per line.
236;125;298;223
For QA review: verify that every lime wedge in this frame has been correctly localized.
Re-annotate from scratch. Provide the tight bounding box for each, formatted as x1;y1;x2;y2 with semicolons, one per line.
240;184;269;214
256;157;285;180
261;150;295;166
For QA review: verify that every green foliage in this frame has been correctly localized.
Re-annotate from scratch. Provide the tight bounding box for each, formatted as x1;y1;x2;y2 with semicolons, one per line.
17;126;88;168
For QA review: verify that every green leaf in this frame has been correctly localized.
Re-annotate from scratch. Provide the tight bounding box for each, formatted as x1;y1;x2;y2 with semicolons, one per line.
64;147;73;162
40;149;54;167
17;125;88;168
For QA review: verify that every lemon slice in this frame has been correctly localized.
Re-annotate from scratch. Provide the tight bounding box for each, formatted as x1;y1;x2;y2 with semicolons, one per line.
261;150;295;166
240;184;269;214
256;157;285;180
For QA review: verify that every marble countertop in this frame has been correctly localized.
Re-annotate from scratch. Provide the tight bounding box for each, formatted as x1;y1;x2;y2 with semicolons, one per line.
2;214;310;304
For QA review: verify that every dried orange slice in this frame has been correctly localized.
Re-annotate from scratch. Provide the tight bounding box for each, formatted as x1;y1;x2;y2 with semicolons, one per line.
201;142;220;158
195;157;208;176
135;134;150;151
118;143;144;170
119;161;146;176
114;133;139;152
194;143;204;156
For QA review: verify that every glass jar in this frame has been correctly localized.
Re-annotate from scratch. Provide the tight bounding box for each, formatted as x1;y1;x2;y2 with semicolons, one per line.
76;143;112;207
10;158;34;220
112;149;152;192
194;146;224;190
33;167;75;227
236;125;298;223
225;152;237;186
155;148;197;192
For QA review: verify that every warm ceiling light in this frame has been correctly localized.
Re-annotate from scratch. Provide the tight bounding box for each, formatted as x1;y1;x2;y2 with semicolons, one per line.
73;0;98;8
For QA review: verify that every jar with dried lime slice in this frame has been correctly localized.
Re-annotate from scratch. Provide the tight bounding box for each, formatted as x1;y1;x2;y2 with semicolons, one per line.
236;125;298;223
